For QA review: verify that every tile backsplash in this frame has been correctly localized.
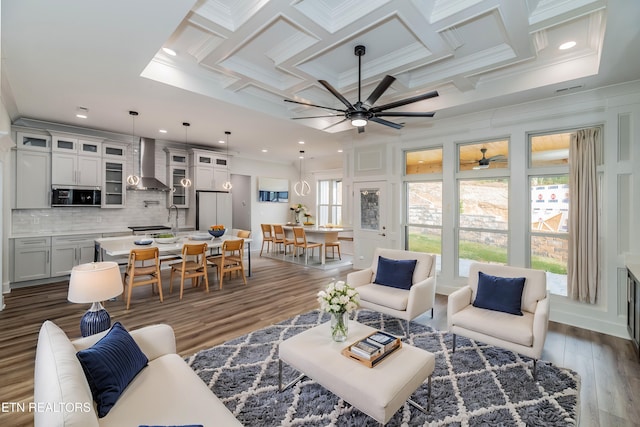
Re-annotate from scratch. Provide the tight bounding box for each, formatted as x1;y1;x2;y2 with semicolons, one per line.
11;191;188;235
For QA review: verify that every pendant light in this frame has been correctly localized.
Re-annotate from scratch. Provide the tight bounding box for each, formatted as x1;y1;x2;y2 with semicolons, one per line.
222;131;233;190
294;150;310;196
180;122;192;188
126;111;140;186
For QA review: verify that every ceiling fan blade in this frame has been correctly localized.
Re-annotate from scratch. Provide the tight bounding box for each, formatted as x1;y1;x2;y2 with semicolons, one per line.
364;75;396;107
291;114;343;120
318;80;354;110
375;111;435;117
284;98;346;113
370;116;403;129
369;90;439;113
489;154;508;162
357;126;365;134
322;118;348;131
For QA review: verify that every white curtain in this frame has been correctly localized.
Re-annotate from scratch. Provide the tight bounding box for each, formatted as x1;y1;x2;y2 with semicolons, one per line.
568;128;600;303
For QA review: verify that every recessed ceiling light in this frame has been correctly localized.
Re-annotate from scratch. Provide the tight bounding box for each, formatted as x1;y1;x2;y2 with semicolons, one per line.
418;160;424;163
337;149;343;153
75;107;88;119
159;129;167;134
218;140;225;144
162;47;177;56
559;41;576;50
298;141;305;144
261;149;268;153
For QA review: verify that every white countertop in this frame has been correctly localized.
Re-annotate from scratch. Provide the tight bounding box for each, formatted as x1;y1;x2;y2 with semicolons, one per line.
10;227;131;239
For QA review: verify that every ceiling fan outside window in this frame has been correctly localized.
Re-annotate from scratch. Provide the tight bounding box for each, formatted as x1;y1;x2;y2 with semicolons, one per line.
284;45;438;133
460;147;509;170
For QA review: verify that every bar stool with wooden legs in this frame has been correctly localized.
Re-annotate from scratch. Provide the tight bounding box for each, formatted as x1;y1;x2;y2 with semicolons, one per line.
123;247;163;310
292;227;322;264
169;242;209;300
208;239;247;289
260;224;274;256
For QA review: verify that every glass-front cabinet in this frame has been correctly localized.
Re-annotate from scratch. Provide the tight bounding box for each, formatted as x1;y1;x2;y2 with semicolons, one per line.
165;148;189;208
103;160;125;207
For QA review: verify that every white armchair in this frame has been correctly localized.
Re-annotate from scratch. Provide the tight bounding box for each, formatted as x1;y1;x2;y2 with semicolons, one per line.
347;248;436;333
447;262;550;376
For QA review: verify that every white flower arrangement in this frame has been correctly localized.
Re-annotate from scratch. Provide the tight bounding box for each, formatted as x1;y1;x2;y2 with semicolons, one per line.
317;280;359;314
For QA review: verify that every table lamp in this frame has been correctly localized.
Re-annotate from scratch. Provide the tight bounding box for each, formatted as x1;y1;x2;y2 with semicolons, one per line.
68;262;124;337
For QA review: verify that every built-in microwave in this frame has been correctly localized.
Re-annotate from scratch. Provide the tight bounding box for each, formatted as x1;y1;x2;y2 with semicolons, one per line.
51;186;101;207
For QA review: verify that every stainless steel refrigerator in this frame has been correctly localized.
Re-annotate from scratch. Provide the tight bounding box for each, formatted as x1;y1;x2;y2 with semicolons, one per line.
195;191;232;231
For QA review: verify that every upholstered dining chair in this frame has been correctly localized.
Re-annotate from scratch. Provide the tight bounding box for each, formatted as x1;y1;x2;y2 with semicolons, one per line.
123;246;163;310
208;239;247;289
169;242;209;300
346;248;436;334
292;227;322;264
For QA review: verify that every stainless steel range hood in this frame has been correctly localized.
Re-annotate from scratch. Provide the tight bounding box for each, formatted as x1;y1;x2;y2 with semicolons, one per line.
127;137;171;191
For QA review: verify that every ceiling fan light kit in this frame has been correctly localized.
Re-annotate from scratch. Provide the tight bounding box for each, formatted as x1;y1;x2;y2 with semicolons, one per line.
285;45;438;133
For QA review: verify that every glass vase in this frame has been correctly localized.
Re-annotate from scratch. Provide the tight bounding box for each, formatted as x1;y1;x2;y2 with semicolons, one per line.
330;311;349;342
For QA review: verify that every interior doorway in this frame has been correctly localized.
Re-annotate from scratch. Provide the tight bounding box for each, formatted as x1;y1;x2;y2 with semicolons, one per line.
231;174;251;232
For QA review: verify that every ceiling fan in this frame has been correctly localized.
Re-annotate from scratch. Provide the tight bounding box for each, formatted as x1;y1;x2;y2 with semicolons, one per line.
284;45;438;133
466;148;508;169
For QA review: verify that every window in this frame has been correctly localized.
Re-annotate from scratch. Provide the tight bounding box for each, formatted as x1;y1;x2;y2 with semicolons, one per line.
318;179;342;225
404;148;443;269
458;178;509;276
457;140;510;276
528;132;571;296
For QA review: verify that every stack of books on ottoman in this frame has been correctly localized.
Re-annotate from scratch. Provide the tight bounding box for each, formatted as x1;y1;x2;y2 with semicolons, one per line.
342;331;402;367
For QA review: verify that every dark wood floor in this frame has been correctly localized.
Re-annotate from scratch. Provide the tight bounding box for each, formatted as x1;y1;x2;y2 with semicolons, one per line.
0;255;638;426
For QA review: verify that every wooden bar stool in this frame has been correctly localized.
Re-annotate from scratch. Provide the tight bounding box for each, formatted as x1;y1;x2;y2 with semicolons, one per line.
208;239;247;289
260;224;274;256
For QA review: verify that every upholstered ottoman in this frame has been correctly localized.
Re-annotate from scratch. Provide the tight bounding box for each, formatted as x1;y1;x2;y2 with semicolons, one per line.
279;321;435;425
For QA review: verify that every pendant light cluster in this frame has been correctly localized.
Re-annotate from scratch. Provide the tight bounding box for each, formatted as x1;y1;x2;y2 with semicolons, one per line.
180;122;192;188
126;111;140;186
294;150;310;196
222;131;232;190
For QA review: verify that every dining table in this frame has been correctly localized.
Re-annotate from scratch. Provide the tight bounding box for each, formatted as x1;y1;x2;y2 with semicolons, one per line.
94;233;253;276
281;225;351;265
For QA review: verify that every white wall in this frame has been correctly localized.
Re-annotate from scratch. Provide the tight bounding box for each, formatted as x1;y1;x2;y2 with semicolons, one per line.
342;80;640;338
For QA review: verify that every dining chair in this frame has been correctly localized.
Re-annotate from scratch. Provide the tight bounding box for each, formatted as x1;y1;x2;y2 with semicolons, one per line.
260;224;274;256
272;224;293;255
292;227;322;264
325;239;342;260
208;239;247;289
236;229;251;238
123;247;162;310
169;242;209;300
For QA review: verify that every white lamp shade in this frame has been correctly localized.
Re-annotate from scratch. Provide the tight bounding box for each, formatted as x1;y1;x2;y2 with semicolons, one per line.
68;262;123;303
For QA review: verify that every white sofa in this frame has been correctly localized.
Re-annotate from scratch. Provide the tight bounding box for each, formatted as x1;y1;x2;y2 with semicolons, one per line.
447;262;550;375
34;320;242;427
347;248;436;333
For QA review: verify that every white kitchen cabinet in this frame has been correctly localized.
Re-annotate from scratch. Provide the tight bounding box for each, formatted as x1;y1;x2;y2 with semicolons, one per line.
103;159;126;207
51;235;100;277
12;237;51;282
190;149;230;191
16;149;51;209
102;142;127;159
16;131;51;151
52;135;102;186
165;148;189;207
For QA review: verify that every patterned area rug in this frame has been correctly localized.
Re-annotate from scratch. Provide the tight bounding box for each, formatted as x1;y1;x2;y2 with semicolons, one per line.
187;310;580;426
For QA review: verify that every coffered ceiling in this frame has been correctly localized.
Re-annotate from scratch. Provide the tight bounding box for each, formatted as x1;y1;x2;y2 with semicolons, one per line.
2;0;639;163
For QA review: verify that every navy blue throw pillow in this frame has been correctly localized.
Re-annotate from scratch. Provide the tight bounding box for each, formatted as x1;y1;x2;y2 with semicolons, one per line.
76;322;148;417
374;256;417;290
473;271;526;316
